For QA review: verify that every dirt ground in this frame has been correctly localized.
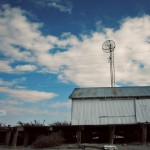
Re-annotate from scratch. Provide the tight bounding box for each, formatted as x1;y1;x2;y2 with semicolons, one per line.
0;144;150;150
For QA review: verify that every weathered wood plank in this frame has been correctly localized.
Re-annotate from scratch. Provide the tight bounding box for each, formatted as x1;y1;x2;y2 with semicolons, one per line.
5;131;11;146
141;124;147;145
11;128;18;148
109;125;115;144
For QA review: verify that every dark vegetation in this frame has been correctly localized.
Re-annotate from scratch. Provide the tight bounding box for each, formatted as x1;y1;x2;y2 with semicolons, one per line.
17;120;46;127
16;120;70;127
32;132;65;148
50;121;70;126
0;120;70;127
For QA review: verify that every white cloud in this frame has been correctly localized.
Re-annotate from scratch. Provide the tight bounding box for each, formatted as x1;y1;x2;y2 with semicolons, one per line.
0;4;53;61
0;87;57;103
4;106;49;116
50;101;71;108
0;61;37;73
9;89;57;102
0;60;13;73
0;99;23;106
0;78;15;87
15;64;37;72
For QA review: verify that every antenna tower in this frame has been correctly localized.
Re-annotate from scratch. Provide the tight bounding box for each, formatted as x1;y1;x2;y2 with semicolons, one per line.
102;40;116;87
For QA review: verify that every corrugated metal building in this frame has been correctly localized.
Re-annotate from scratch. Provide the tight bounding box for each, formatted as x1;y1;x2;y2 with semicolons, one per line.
69;86;150;125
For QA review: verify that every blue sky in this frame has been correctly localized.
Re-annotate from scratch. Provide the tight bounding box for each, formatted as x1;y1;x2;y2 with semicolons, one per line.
0;0;150;125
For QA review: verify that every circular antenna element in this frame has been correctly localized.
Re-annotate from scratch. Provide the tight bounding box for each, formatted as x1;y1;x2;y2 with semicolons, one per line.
102;40;115;53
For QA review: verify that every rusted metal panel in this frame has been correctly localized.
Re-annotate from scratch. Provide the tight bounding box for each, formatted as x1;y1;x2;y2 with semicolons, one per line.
69;86;150;99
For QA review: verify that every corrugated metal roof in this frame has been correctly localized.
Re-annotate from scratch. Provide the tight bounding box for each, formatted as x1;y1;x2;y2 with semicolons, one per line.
69;86;150;99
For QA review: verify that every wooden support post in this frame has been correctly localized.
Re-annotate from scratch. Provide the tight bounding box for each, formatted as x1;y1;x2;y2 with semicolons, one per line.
141;124;147;145
11;127;18;148
5;131;11;146
109;125;115;144
24;132;29;147
77;128;82;144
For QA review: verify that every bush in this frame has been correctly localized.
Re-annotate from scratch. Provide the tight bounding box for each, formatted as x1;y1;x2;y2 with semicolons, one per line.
17;120;45;127
32;132;65;148
50;121;70;126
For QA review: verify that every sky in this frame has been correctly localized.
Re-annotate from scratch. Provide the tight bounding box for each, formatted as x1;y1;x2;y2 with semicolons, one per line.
0;0;150;125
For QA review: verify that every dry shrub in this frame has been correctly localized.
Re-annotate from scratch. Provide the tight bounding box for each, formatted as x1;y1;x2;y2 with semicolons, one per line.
32;132;65;148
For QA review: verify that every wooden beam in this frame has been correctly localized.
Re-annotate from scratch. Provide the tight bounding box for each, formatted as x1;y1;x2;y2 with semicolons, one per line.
109;125;115;144
5;131;11;146
11;127;18;148
77;129;82;144
24;132;29;147
17;127;24;132
141;124;147;145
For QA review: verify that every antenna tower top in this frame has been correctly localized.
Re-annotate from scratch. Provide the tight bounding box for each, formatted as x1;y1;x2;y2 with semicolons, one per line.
102;40;116;53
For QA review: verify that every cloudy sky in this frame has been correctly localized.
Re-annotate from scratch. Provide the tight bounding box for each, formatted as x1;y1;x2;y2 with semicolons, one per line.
0;0;150;125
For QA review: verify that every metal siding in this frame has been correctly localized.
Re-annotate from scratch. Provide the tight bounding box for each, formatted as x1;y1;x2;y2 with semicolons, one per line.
136;99;150;122
72;99;136;125
69;86;150;99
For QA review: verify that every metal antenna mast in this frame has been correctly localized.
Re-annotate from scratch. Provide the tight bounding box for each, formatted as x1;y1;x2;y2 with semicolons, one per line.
102;40;116;87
